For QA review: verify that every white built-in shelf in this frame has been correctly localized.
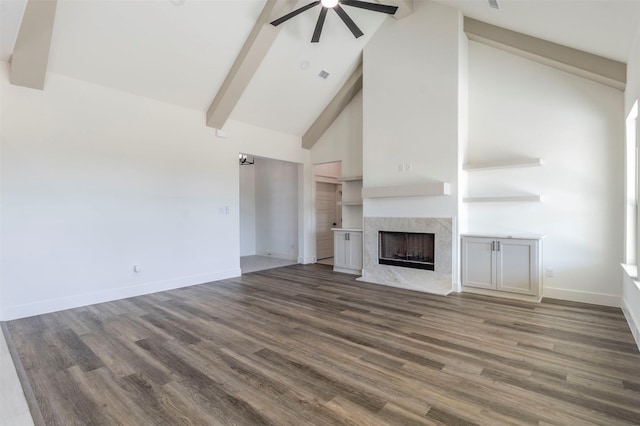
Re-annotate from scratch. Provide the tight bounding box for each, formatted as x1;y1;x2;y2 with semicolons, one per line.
315;175;339;184
463;195;542;203
463;158;542;172
362;182;450;198
337;175;363;182
338;201;363;206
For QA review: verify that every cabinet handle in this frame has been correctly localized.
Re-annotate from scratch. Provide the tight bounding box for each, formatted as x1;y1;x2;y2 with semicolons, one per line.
496;241;501;252
346;233;350;241
491;241;495;251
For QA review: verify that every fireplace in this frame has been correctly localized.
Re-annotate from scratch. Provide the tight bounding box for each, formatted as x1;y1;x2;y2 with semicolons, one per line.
378;231;435;271
359;217;454;296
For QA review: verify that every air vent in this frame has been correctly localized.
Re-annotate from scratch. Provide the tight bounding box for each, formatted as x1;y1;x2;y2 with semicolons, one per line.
488;0;500;9
319;70;330;80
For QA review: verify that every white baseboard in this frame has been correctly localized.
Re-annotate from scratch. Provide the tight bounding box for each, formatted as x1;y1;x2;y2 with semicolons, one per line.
622;300;640;352
256;251;297;261
299;256;316;264
543;287;621;308
1;269;241;321
463;286;542;303
334;267;362;275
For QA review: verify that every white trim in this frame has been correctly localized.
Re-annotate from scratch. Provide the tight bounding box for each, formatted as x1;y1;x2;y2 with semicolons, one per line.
334;267;362;275
299;256;316;264
0;269;240;321
463;286;542;303
621;263;638;279
256;251;297;261
622;300;640;352
543;287;621;308
461;232;544;240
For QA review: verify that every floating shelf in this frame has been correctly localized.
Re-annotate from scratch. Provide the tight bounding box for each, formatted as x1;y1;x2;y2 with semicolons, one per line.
463;158;542;172
463;195;542;203
337;175;363;182
338;201;363;206
362;182;450;198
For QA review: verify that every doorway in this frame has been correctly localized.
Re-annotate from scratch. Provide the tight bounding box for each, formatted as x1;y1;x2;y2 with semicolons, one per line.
239;154;300;274
314;161;342;264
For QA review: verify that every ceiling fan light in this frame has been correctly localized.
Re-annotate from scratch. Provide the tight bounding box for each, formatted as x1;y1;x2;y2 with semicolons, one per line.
321;0;339;8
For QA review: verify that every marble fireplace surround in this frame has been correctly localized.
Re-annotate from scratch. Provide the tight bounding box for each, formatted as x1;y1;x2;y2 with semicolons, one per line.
357;217;454;295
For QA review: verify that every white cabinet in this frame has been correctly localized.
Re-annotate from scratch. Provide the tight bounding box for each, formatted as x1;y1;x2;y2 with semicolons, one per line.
461;235;542;299
333;229;363;275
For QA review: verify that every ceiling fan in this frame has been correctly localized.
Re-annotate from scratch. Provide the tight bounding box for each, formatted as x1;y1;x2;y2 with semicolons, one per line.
271;0;399;43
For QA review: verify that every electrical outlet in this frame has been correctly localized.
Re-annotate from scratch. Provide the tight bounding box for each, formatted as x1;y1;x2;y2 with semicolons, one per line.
545;268;554;277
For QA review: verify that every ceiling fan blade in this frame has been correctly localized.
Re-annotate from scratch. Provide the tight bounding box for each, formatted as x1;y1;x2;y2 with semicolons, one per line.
270;1;320;26
334;5;364;39
311;7;329;43
341;0;398;15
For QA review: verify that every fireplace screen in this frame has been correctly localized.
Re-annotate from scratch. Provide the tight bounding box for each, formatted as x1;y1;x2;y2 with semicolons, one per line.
378;231;435;271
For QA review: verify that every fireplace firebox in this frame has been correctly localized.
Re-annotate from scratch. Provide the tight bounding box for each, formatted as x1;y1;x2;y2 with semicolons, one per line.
378;231;435;271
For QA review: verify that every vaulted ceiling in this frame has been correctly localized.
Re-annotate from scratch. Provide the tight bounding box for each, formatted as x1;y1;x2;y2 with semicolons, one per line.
2;0;640;140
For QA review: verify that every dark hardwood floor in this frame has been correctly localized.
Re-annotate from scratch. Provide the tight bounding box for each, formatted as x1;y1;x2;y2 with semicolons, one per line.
5;264;640;425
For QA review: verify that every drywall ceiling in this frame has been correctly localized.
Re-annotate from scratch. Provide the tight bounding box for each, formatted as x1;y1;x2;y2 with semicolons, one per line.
45;0;266;111
0;0;27;62
435;0;640;62
230;0;386;136
1;0;640;138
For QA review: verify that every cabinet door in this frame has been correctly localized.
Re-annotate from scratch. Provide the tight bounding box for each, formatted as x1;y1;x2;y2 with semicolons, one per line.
347;232;363;270
496;239;538;296
333;232;348;269
462;237;496;290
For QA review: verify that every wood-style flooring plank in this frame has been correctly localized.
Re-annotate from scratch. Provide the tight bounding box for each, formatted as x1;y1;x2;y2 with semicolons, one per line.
5;263;640;425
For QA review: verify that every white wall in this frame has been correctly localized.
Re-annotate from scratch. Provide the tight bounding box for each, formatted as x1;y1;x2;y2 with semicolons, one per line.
255;157;299;260
467;42;624;306
239;164;256;257
224;119;313;265
0;64;311;320
312;91;363;178
311;91;363;230
623;25;640;349
363;2;464;220
361;2;464;292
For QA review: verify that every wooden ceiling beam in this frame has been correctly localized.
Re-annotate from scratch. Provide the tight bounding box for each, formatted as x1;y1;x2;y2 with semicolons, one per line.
464;17;626;91
206;0;297;129
10;0;57;90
